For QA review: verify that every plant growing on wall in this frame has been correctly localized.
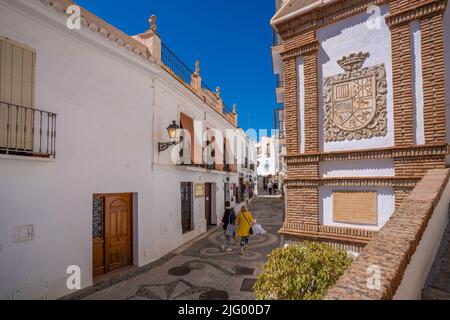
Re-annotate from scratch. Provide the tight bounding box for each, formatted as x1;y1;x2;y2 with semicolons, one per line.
253;242;352;300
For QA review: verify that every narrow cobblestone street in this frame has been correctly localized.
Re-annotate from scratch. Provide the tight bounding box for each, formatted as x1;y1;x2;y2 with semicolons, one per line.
423;219;450;300
67;195;283;300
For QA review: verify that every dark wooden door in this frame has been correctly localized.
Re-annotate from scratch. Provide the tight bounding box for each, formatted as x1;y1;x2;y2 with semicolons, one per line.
181;183;193;233
205;183;212;225
105;195;132;272
93;194;132;277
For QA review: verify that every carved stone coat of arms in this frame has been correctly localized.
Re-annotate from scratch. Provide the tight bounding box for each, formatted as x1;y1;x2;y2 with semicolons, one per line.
323;52;388;142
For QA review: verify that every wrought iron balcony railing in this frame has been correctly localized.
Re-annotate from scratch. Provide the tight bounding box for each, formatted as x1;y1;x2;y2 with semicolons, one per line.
276;74;284;88
0;102;56;158
272;29;283;47
161;42;194;86
274;105;285;140
161;41;237;123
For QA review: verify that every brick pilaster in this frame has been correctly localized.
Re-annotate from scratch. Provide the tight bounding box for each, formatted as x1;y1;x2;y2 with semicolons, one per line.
302;51;319;153
282;57;299;156
390;23;414;146
421;13;447;144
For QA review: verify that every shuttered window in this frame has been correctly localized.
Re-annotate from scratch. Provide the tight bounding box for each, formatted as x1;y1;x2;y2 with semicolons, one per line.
0;36;36;149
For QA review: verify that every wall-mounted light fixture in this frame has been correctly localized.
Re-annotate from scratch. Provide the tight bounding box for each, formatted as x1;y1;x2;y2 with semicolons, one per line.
158;120;180;152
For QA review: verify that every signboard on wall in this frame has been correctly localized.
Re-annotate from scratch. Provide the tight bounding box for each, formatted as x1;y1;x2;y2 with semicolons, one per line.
333;191;378;225
195;183;204;198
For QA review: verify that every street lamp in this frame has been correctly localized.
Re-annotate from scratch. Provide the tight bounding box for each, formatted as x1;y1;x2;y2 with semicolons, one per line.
158;120;180;152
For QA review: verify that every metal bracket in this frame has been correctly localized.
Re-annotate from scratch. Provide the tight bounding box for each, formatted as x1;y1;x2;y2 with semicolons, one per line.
158;141;176;153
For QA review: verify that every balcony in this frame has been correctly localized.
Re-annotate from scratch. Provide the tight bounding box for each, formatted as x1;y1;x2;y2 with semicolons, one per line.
276;74;284;88
275;74;285;104
0;102;56;159
274;105;285;140
176;132;239;173
161;42;237;126
272;29;283;47
271;30;283;76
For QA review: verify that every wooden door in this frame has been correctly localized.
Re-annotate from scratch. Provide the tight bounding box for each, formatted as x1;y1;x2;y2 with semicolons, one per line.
181;183;193;233
93;194;132;277
205;183;212;225
105;195;132;272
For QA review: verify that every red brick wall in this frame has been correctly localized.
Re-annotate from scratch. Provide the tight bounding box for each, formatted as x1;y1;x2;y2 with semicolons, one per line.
391;23;414;146
395;157;447;177
303;52;319;153
287;163;319;179
421;14;447;144
275;0;449;247
285;187;319;226
283;57;299;156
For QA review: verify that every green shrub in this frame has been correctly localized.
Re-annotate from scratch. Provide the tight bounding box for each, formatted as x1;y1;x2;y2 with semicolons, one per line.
253;242;352;300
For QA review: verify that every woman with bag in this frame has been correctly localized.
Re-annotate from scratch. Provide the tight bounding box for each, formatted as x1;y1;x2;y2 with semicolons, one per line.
221;201;236;252
236;206;255;256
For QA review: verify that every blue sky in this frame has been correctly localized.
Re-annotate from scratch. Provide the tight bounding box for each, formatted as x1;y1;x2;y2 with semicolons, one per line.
75;0;277;132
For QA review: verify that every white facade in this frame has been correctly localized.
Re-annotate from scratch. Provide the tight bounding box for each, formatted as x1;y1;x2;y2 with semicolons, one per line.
256;136;284;191
0;0;156;299
150;69;242;257
0;0;254;300
256;136;280;178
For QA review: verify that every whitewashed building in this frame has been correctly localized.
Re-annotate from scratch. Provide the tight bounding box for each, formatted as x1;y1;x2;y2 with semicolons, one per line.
0;0;255;299
256;136;284;192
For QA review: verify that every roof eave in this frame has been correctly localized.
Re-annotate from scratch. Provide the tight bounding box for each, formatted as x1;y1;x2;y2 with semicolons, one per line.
270;0;337;28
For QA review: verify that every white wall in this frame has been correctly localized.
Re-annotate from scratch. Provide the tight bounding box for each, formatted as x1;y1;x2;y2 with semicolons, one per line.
317;4;395;152
0;1;157;299
320;159;395;178
148;51;243;258
149;167;231;259
394;178;450;300
256;136;279;177
410;20;425;145
319;186;395;230
297;56;305;154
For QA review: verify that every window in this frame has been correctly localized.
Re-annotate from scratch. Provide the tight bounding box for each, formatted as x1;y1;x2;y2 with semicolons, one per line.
0;36;36;150
266;143;271;157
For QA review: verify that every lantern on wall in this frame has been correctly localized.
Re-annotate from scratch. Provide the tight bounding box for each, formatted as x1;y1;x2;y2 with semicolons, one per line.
158;121;180;152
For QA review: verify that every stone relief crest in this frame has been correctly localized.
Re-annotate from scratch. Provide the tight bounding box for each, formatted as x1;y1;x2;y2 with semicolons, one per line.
323;52;388;142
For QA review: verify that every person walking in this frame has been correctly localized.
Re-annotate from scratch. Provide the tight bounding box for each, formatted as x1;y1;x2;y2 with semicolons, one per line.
221;201;236;252
236;206;255;255
267;181;273;195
